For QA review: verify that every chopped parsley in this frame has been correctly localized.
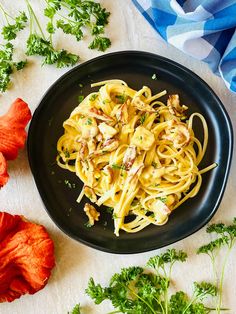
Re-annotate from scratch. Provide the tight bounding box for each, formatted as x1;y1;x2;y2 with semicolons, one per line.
106;207;114;214
85;118;92;125
84;222;92;228
159;196;167;203
140;113;146;125
89;36;111;52
78;95;84;103
111;163;126;170
102;99;111;104
115;93;127;104
152;73;157;80
64;179;76;189
64;149;70;158
151;161;157;168
68;303;81;314
89;94;98;101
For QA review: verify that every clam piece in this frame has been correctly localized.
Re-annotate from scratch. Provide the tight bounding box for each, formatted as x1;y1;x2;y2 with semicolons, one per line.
123;146;136;170
131;126;155;150
116;102;129;124
103;165;114;184
78;140;88;159
167;94;188;117
102;139;119;152
84;186;97;202
147;199;171;224
132;96;156;113
162;120;190;148
98;122;118;140
89;108;114;123
80;117;99;139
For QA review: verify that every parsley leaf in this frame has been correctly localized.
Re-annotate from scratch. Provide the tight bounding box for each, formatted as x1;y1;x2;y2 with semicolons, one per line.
197;218;236;312
86;249;215;314
111;164;126;170
44;0;111;51
140;113;147;125
0;43;27;92
26;34;79;68
69;303;81;314
1;11;27;41
89;36;111;52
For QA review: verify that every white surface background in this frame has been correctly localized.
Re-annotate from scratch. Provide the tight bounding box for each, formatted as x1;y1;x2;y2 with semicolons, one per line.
0;1;236;313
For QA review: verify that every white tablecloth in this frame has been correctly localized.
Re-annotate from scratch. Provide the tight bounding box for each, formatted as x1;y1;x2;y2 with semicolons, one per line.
1;1;236;313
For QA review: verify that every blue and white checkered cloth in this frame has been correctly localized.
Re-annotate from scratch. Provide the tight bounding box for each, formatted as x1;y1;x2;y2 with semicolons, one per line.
132;0;236;93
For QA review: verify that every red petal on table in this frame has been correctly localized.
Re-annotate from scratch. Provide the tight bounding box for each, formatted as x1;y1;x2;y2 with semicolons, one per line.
0;98;32;160
0;212;55;303
0;152;9;188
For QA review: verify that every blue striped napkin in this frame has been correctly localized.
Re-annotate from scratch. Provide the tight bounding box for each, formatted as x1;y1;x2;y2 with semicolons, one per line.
132;0;236;93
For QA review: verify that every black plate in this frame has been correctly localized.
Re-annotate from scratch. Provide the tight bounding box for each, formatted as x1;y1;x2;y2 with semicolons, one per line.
28;51;233;254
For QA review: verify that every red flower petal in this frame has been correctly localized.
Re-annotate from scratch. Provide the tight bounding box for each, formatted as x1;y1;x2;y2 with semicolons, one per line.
0;152;9;188
0;212;55;303
0;98;32;160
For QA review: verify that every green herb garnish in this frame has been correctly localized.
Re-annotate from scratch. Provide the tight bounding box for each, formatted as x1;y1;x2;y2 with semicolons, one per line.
86;249;218;314
152;73;157;80
64;149;70;158
151;161;157;168
25;0;79;68
197;218;236;313
45;0;111;49
159;197;167;203
115;93;127;104
89;36;111;52
111;163;126;170
68;303;81;314
106;207;114;214
1;9;27;41
112;213;118;219
78;95;84;103
140;113;147;125
84;222;92;228
0;7;28;93
85;118;92;125
89;94;98;101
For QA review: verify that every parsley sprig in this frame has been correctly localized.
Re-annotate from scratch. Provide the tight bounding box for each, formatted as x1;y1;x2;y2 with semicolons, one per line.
44;0;111;51
1;8;27;41
0;5;27;92
0;1;111;93
68;303;81;314
25;0;79;68
86;249;217;314
197;218;236;313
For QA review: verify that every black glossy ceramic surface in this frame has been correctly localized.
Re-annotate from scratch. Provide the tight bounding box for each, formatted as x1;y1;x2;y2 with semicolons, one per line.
28;51;233;254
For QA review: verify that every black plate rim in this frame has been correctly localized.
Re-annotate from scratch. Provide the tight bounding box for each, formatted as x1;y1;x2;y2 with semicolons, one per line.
27;50;234;254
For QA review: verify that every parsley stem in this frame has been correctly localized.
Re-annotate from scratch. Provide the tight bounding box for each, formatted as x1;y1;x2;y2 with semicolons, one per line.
0;3;12;24
153;295;165;313
182;295;201;314
25;0;46;39
216;242;234;313
44;0;76;24
161;266;169;314
126;285;157;314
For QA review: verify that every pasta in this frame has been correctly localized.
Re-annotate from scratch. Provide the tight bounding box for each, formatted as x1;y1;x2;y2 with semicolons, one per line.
56;79;216;236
